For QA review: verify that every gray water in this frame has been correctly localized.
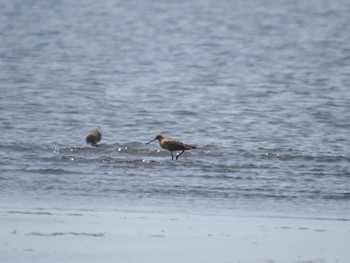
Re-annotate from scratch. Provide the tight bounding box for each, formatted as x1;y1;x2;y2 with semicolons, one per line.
1;0;350;218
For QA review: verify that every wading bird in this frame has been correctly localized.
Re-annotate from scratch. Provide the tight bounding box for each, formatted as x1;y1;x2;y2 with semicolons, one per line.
85;127;102;146
146;135;196;160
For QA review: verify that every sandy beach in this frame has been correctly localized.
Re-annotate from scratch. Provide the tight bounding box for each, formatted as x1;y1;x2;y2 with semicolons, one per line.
1;206;349;263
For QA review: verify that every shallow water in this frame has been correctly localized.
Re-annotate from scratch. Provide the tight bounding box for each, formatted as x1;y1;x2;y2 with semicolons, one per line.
1;0;350;218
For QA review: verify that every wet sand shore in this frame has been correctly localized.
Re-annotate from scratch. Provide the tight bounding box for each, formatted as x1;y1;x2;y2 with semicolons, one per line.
1;206;349;263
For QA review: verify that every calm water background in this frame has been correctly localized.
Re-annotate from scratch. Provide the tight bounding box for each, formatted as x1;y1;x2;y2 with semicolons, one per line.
1;0;350;218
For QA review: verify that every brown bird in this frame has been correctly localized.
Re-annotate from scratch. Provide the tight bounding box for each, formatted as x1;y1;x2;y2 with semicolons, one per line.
146;135;196;160
85;127;102;146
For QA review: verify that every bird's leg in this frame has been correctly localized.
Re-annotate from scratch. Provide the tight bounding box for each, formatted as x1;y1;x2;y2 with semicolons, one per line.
171;152;174;160
176;150;185;160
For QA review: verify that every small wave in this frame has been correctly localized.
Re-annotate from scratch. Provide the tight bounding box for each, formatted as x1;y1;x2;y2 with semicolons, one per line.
199;174;244;180
28;232;104;237
241;149;350;163
323;193;350;200
173;110;198;116
44;155;79;162
0;143;47;153
52;145;96;154
100;157;161;165
7;210;53;215
26;168;82;175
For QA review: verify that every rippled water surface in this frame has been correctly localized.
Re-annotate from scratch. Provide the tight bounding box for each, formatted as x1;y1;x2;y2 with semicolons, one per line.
1;0;350;218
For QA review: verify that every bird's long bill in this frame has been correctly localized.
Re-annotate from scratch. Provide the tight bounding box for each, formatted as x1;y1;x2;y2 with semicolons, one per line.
145;138;156;145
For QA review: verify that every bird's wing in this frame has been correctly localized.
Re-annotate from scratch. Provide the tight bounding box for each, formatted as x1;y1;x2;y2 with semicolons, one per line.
162;139;185;151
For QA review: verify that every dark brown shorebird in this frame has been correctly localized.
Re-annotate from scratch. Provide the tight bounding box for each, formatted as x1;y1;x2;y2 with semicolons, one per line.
85;127;102;146
146;135;196;160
